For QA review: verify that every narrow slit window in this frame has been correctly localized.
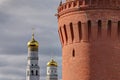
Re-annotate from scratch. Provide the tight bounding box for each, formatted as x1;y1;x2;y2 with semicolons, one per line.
31;70;34;75
36;70;38;75
72;49;75;57
88;20;91;40
118;21;120;37
64;25;68;42
107;20;112;37
68;3;71;8
98;20;102;37
78;21;82;41
70;23;74;41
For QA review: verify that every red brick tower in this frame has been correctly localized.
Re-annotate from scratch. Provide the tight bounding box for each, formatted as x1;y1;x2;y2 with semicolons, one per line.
57;0;120;80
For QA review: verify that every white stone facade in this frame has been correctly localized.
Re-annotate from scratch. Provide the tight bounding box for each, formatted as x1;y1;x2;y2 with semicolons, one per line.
26;50;40;80
47;66;58;80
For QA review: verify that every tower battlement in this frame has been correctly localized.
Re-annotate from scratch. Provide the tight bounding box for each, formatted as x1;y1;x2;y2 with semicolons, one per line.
58;0;120;16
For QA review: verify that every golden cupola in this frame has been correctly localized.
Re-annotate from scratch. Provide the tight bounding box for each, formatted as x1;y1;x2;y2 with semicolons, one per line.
47;59;58;67
27;33;39;48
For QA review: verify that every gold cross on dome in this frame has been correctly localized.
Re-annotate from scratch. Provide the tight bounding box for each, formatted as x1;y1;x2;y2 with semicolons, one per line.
32;28;35;39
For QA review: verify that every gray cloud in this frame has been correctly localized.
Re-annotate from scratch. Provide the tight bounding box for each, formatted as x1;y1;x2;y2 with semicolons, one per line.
0;0;61;80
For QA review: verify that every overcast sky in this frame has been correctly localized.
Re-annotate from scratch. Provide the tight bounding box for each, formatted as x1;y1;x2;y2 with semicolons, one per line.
0;0;62;80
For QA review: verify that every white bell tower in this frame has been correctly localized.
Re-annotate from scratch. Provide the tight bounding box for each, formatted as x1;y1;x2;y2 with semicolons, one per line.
46;59;58;80
26;33;40;80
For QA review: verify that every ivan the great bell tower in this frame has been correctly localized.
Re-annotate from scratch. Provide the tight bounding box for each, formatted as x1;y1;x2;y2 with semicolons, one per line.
57;0;120;80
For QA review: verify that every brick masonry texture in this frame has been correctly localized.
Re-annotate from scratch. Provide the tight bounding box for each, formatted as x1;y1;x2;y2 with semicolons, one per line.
57;0;120;80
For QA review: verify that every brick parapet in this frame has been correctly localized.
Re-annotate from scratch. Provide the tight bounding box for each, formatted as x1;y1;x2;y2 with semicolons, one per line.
57;0;120;17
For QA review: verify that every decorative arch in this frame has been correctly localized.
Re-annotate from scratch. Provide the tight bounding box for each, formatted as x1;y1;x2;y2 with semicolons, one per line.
64;24;68;42
88;20;91;40
59;27;64;44
78;21;82;41
70;23;74;41
107;20;112;37
98;20;102;37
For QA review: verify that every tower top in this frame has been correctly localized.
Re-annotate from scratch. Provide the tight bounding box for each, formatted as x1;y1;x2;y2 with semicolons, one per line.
47;59;58;67
58;0;120;16
66;0;74;2
59;0;63;6
27;33;39;48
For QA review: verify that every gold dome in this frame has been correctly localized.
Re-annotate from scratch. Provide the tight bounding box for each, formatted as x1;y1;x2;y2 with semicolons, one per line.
27;33;39;47
47;59;58;67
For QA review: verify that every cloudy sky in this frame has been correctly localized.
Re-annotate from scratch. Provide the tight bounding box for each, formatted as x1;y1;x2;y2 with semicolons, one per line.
0;0;62;80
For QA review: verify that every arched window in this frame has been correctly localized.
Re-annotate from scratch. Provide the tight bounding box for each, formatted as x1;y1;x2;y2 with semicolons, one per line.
88;20;91;40
118;21;120;37
78;21;82;41
31;70;34;75
107;20;112;37
70;23;74;41
36;70;38;75
51;70;53;73
98;20;102;37
64;25;68;42
73;2;77;7
59;27;64;44
72;49;75;57
68;3;71;8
